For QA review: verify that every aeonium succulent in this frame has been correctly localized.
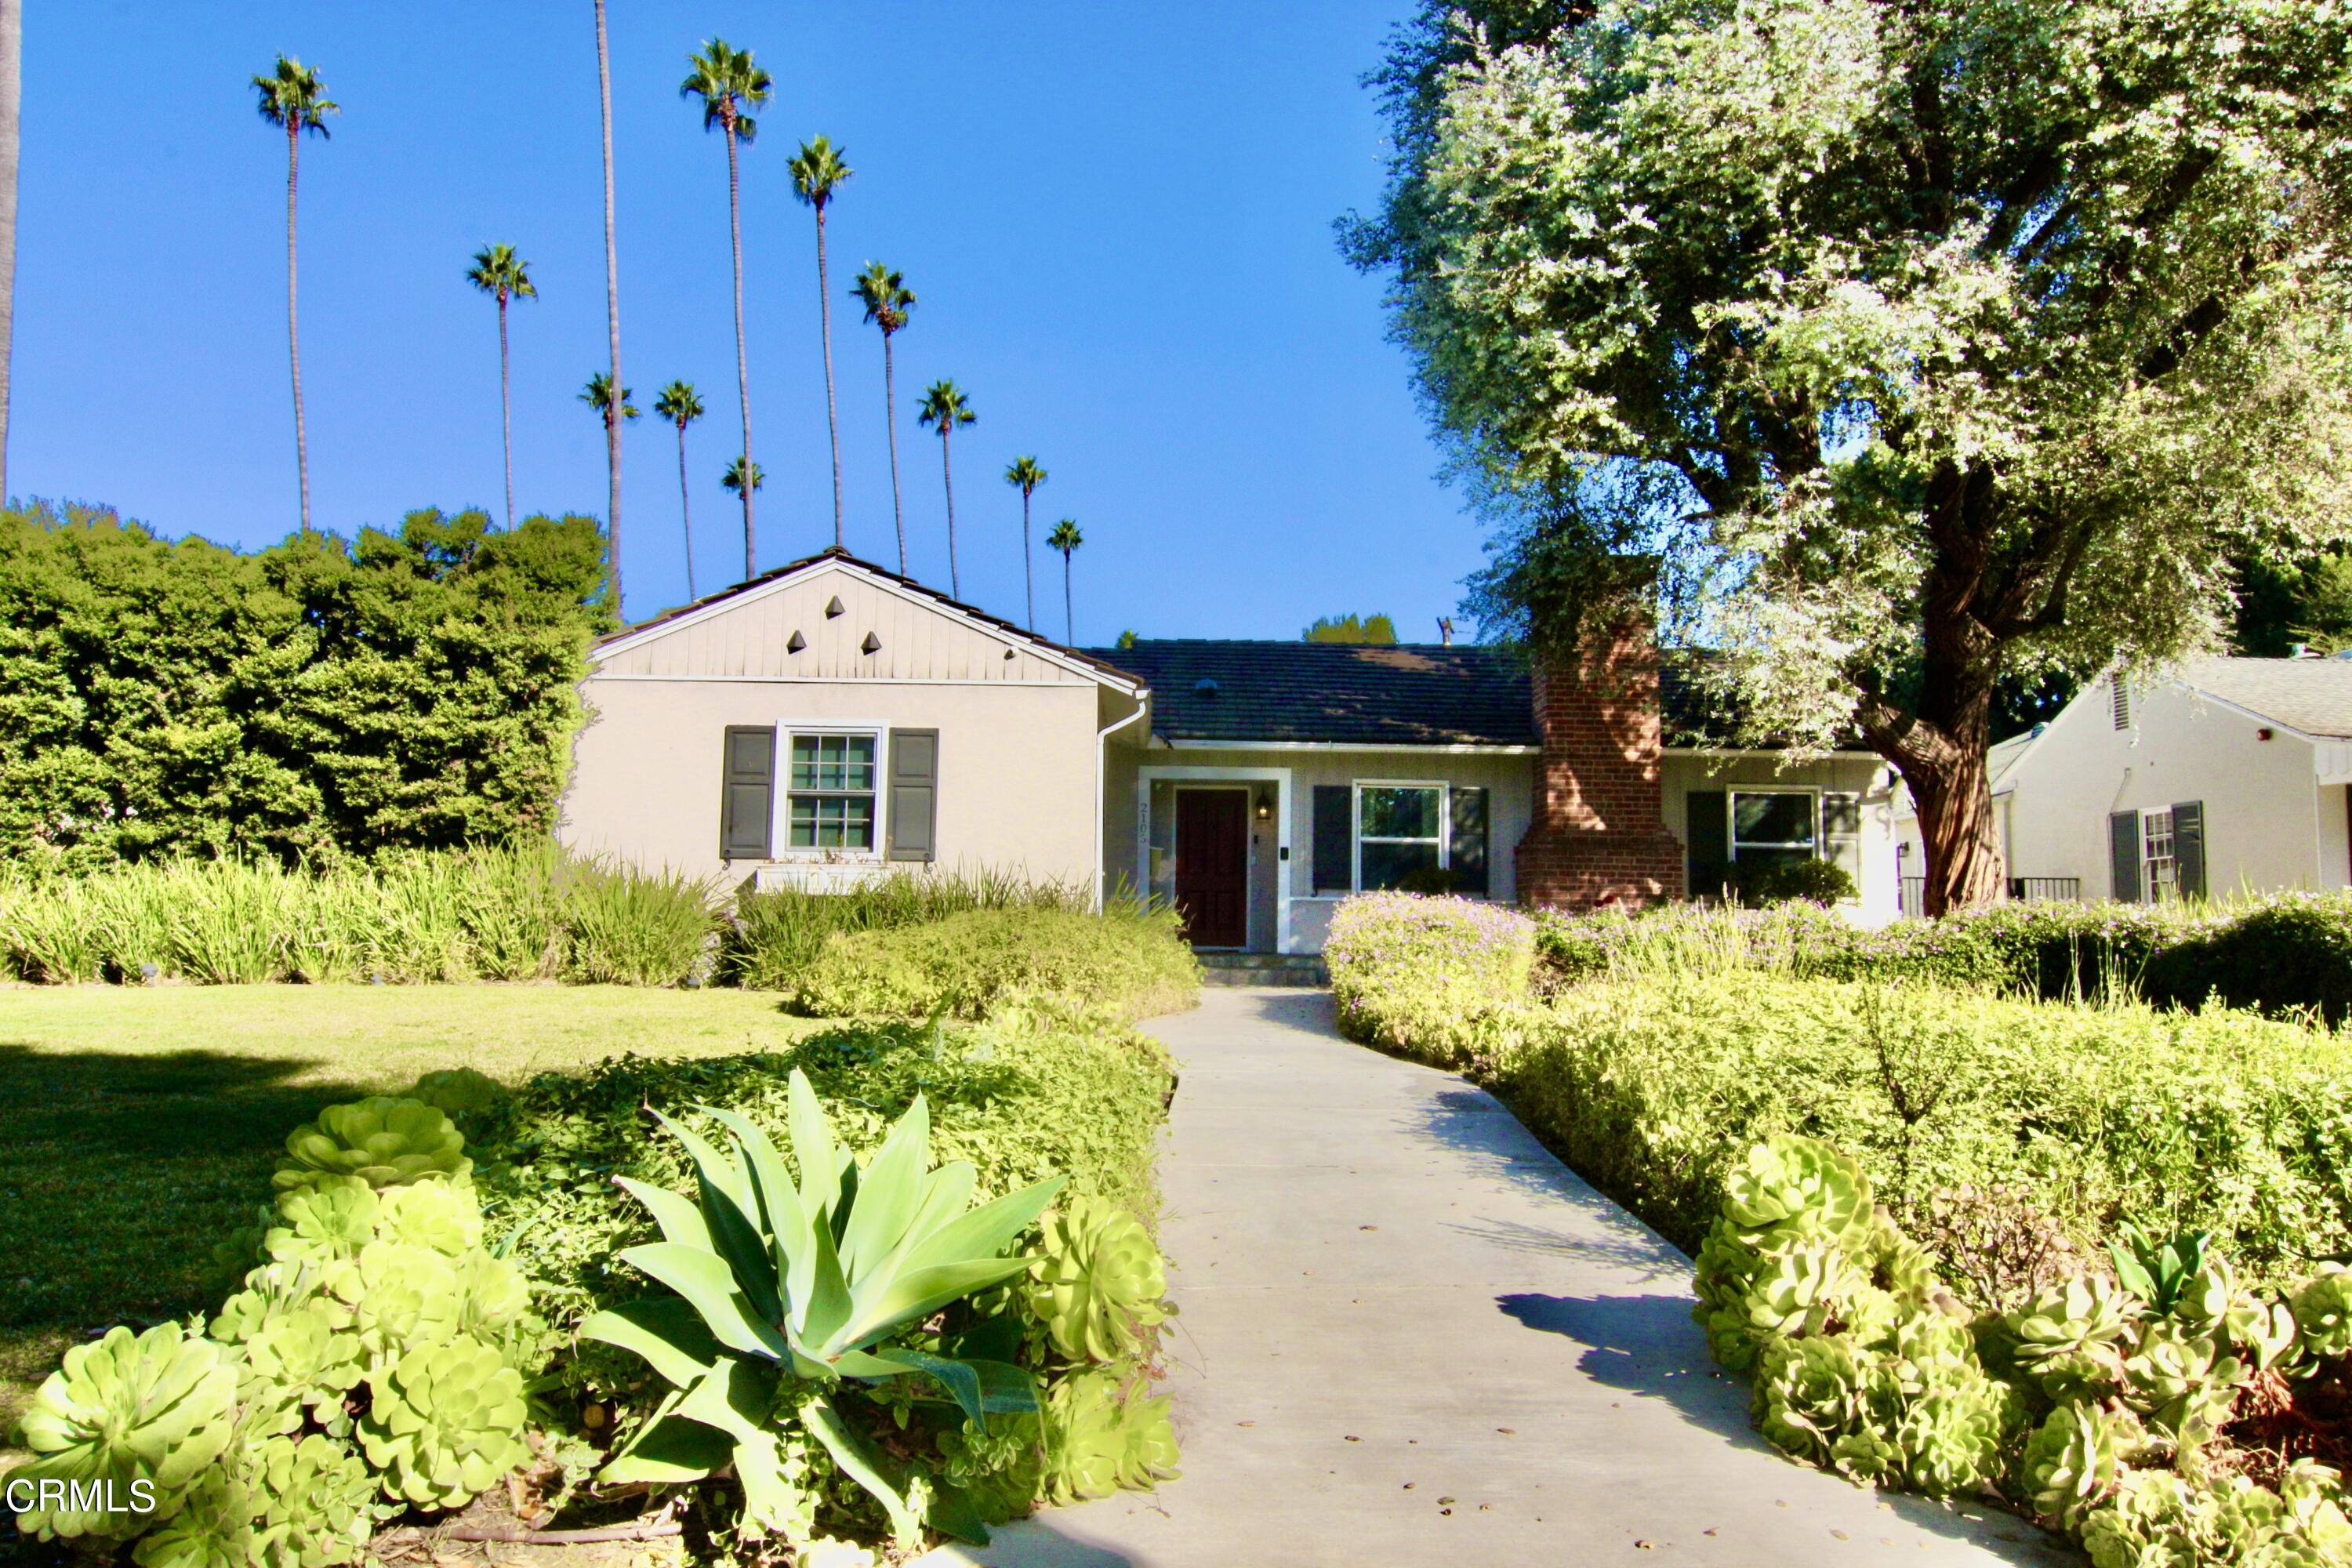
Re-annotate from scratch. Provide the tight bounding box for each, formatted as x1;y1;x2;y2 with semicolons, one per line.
11;1322;237;1540
357;1334;528;1509
274;1098;471;1193
1045;1370;1179;1504
2294;1265;2352;1363
1025;1196;1170;1364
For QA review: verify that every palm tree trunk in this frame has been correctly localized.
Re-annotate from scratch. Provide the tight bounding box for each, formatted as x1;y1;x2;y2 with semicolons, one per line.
675;423;696;601
595;0;624;609
1063;554;1074;645
0;0;22;507
816;203;843;549
883;332;906;574
497;294;515;528
724;119;754;580
942;430;960;600
1022;494;1035;628
286;120;313;539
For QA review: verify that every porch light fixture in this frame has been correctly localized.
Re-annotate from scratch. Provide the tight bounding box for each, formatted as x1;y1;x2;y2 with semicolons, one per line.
1255;790;1272;822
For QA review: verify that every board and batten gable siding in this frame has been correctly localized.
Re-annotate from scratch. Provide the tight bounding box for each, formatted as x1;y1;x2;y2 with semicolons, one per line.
561;561;1113;889
1996;672;2345;899
593;566;1092;684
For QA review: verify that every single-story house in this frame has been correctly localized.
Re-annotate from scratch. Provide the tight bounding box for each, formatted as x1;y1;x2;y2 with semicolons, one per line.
558;549;1904;950
1896;656;2352;906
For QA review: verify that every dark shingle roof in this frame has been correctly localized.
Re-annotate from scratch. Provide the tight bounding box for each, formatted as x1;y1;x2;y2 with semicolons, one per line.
1084;640;1538;747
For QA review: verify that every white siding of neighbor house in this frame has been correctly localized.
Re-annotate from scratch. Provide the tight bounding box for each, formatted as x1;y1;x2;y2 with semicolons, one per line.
562;560;1117;891
1099;742;1537;954
1659;753;1904;925
1989;673;2339;900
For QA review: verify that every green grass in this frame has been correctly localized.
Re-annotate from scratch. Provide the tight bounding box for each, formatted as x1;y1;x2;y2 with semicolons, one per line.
0;982;826;1439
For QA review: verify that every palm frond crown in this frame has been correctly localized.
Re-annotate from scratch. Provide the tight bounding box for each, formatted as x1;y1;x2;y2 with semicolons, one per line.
916;379;975;434
465;243;535;303
655;380;705;430
789;136;853;209
852;262;915;333
252;56;337;136
679;40;771;142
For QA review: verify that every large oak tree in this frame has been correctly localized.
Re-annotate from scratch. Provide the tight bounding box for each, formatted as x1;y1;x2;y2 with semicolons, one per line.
1347;0;2352;913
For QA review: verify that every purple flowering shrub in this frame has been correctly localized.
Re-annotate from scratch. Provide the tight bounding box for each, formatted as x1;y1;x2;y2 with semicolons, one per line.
1324;892;1537;1067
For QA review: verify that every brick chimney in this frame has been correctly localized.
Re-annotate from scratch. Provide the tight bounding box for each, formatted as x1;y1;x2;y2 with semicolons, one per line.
1514;616;1686;910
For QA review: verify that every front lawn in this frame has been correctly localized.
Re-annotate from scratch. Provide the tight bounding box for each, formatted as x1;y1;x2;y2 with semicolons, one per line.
0;983;825;1436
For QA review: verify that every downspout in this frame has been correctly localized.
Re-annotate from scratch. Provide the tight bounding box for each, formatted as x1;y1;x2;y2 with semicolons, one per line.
1094;690;1149;911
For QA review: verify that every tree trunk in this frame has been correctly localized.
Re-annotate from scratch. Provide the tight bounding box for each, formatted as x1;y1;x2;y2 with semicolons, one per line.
1063;556;1073;645
0;0;21;507
287;121;312;539
816;202;843;549
497;294;514;528
724;118;754;580
942;429;960;600
595;0;623;611
675;423;695;601
1858;598;2009;914
1022;494;1035;629
1903;743;2007;916
883;332;905;573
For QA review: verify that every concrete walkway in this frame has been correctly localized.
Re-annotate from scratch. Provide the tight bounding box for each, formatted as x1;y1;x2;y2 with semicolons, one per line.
931;989;2071;1567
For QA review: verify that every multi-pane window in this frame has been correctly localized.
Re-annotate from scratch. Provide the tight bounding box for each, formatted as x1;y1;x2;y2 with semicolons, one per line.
1356;784;1443;891
1730;791;1817;867
2142;808;2177;902
786;731;877;851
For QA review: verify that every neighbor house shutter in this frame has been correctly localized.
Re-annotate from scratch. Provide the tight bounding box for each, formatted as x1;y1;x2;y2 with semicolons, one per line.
720;727;775;861
2109;811;2143;903
886;729;938;862
1449;786;1490;897
1312;786;1352;894
2172;800;2207;899
1686;789;1728;898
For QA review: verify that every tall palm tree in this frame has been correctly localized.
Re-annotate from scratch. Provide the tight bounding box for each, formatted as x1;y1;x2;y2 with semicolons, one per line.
655;381;706;600
851;262;916;573
1004;456;1047;629
593;0;625;607
788;136;853;550
916;380;975;598
680;40;772;580
466;244;537;528
252;56;338;539
1047;518;1083;645
0;0;21;505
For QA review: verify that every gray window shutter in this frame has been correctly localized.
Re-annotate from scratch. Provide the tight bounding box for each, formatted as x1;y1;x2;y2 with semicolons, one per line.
1686;789;1728;898
720;727;775;860
2172;800;2206;899
2109;811;2142;903
886;729;938;863
1312;786;1352;894
1448;786;1490;897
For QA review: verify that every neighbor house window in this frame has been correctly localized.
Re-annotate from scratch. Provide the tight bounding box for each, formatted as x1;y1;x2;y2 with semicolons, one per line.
2141;808;2177;901
786;730;878;851
1730;791;1817;867
1356;783;1444;891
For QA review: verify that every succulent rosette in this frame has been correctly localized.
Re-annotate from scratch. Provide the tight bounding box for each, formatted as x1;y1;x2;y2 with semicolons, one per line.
274;1098;471;1192
357;1334;528;1508
12;1323;237;1541
1025;1197;1170;1364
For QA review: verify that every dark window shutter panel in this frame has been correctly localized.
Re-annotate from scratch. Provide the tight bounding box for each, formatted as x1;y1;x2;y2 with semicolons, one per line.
2172;800;2206;899
1312;786;1352;894
887;729;938;863
720;727;775;860
2109;811;2142;903
1686;789;1727;898
1449;786;1490;897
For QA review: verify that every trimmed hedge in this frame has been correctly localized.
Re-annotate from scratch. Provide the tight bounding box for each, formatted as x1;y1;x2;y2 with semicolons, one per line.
1326;891;1539;1067
719;868;1087;989
1537;893;2352;1022
790;906;1200;1022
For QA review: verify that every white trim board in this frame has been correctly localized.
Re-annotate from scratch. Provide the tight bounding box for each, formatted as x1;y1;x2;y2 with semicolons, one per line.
1137;764;1294;954
1157;739;1539;755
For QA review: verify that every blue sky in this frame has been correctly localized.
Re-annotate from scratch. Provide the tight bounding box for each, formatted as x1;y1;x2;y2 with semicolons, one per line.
13;2;1480;641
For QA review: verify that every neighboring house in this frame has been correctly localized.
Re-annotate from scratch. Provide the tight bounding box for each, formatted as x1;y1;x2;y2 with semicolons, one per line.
1893;656;2352;908
558;549;1903;951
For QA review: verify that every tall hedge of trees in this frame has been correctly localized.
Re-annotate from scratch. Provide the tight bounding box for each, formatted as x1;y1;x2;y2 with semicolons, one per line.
0;502;614;871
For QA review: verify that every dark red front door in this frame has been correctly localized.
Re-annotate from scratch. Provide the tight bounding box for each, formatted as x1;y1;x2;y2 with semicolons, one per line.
1175;789;1249;948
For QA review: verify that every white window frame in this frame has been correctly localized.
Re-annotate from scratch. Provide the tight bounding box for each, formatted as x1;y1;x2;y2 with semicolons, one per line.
1726;788;1821;864
1353;779;1450;894
772;720;887;860
2141;806;2178;902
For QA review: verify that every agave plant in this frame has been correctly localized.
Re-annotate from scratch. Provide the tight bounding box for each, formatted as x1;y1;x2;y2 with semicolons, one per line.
275;1098;472;1192
12;1323;238;1540
583;1069;1065;1547
1025;1197;1169;1364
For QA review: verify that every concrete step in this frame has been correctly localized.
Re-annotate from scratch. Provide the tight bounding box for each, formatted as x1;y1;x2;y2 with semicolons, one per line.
1196;952;1329;988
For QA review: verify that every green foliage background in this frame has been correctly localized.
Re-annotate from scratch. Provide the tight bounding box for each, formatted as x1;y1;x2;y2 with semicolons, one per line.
0;501;614;871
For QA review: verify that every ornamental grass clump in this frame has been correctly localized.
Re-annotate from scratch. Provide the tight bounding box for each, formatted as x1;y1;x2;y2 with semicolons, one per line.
789;905;1198;1022
1701;1131;2352;1565
1324;891;1538;1067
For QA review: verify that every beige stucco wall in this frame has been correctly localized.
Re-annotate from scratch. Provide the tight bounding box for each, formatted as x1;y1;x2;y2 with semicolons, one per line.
1659;752;1903;924
1994;673;2336;899
1102;742;1537;953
